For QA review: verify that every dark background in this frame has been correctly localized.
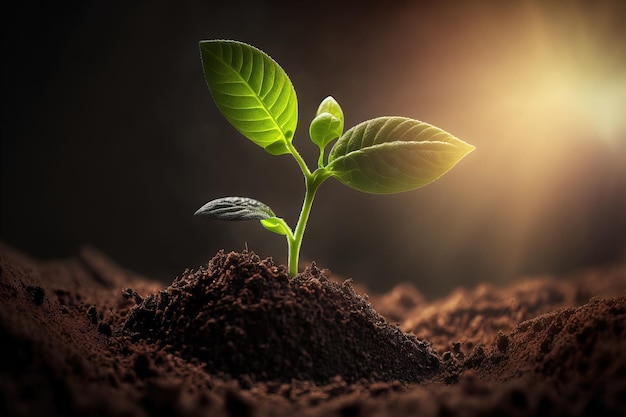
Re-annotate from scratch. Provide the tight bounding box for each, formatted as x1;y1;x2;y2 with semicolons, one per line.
3;0;626;297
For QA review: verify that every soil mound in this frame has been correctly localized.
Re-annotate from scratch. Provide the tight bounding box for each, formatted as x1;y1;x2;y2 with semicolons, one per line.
3;243;626;416
123;250;441;384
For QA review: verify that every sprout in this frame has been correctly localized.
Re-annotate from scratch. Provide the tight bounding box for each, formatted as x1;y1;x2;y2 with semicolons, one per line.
195;40;475;277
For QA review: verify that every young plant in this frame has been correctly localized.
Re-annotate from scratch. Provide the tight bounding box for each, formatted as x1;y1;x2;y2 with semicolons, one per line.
195;40;475;277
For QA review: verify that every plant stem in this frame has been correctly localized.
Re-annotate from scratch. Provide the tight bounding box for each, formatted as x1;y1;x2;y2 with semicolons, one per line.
285;142;332;277
288;179;314;277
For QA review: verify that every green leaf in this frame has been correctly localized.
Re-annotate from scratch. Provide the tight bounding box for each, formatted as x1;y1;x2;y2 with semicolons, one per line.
316;96;344;130
327;117;475;194
310;96;344;150
309;112;342;149
194;196;275;221
260;217;292;237
199;40;298;155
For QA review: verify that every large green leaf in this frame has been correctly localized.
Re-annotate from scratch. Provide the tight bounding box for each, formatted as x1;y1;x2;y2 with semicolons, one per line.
327;117;475;194
199;40;298;155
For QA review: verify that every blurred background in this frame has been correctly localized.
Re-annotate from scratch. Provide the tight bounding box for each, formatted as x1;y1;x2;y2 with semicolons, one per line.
2;0;625;297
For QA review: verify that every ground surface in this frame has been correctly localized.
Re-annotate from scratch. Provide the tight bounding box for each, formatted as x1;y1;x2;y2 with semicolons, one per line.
1;243;625;417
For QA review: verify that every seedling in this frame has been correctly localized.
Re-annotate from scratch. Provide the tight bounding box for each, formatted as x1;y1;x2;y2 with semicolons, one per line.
195;40;475;277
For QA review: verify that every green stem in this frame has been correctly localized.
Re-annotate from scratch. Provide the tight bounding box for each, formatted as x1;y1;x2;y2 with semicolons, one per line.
317;145;325;169
285;142;332;277
286;141;311;178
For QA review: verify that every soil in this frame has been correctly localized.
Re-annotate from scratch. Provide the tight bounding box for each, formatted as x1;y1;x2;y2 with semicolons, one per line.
1;242;625;417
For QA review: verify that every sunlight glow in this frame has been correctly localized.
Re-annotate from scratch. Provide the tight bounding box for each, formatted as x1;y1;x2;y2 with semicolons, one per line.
374;1;626;287
520;3;626;144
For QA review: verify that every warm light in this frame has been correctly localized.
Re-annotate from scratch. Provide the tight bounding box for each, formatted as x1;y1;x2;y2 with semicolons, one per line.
513;3;626;144
363;1;626;288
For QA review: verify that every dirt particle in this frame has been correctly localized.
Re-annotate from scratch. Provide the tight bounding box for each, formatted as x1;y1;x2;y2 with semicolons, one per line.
443;372;460;385
496;331;509;353
308;261;321;277
86;305;98;324
97;321;112;336
466;345;486;369
122;287;143;304
25;285;45;306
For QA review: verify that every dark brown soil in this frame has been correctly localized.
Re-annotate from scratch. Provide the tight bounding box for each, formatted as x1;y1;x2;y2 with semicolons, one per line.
123;251;440;384
1;242;625;417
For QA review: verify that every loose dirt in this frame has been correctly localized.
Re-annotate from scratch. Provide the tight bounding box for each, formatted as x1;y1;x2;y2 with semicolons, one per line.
1;243;625;416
